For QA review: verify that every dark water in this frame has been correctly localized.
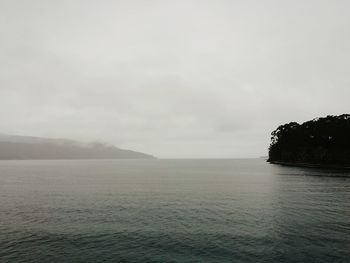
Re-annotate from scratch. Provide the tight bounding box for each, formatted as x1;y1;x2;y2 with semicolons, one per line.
0;159;349;263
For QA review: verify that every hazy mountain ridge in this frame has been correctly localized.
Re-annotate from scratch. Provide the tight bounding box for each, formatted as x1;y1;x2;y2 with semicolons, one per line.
0;134;155;160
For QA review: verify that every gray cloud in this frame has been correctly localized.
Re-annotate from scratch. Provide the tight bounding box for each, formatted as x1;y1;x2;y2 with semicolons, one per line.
0;0;349;158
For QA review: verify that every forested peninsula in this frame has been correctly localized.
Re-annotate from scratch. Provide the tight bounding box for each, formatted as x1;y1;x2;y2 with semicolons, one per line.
268;114;350;168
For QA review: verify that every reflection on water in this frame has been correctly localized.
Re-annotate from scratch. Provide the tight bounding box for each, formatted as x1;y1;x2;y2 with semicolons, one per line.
0;159;349;262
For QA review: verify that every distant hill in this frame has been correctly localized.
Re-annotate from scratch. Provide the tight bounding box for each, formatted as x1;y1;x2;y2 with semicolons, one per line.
268;114;350;168
0;134;155;160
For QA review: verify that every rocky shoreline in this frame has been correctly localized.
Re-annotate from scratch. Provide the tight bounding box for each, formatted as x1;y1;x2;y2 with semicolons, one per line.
268;160;350;170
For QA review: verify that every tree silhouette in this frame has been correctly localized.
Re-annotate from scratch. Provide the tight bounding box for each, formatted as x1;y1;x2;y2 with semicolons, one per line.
268;114;350;166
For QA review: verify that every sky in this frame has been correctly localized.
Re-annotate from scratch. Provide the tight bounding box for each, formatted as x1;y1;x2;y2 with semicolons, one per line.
0;0;349;158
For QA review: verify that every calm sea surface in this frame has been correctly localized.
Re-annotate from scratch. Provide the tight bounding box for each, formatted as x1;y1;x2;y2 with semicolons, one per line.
0;159;349;263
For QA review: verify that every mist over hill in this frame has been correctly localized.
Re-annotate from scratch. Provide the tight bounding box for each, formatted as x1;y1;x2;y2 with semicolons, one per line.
0;134;155;160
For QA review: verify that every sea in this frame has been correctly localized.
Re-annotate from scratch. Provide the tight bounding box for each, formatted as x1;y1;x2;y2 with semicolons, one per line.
0;159;349;263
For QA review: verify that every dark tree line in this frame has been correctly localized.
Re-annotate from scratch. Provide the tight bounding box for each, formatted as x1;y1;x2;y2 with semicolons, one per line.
268;114;350;166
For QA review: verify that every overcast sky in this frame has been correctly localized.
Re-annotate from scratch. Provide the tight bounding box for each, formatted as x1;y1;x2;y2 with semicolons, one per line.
0;0;349;158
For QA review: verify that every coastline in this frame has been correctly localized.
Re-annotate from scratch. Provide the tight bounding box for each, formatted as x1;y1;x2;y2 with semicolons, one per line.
267;160;350;170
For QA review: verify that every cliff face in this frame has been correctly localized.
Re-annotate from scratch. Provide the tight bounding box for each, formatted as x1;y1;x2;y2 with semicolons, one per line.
268;114;350;167
0;134;155;160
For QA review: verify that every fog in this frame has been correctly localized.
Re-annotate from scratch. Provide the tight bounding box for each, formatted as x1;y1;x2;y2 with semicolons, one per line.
0;0;349;158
